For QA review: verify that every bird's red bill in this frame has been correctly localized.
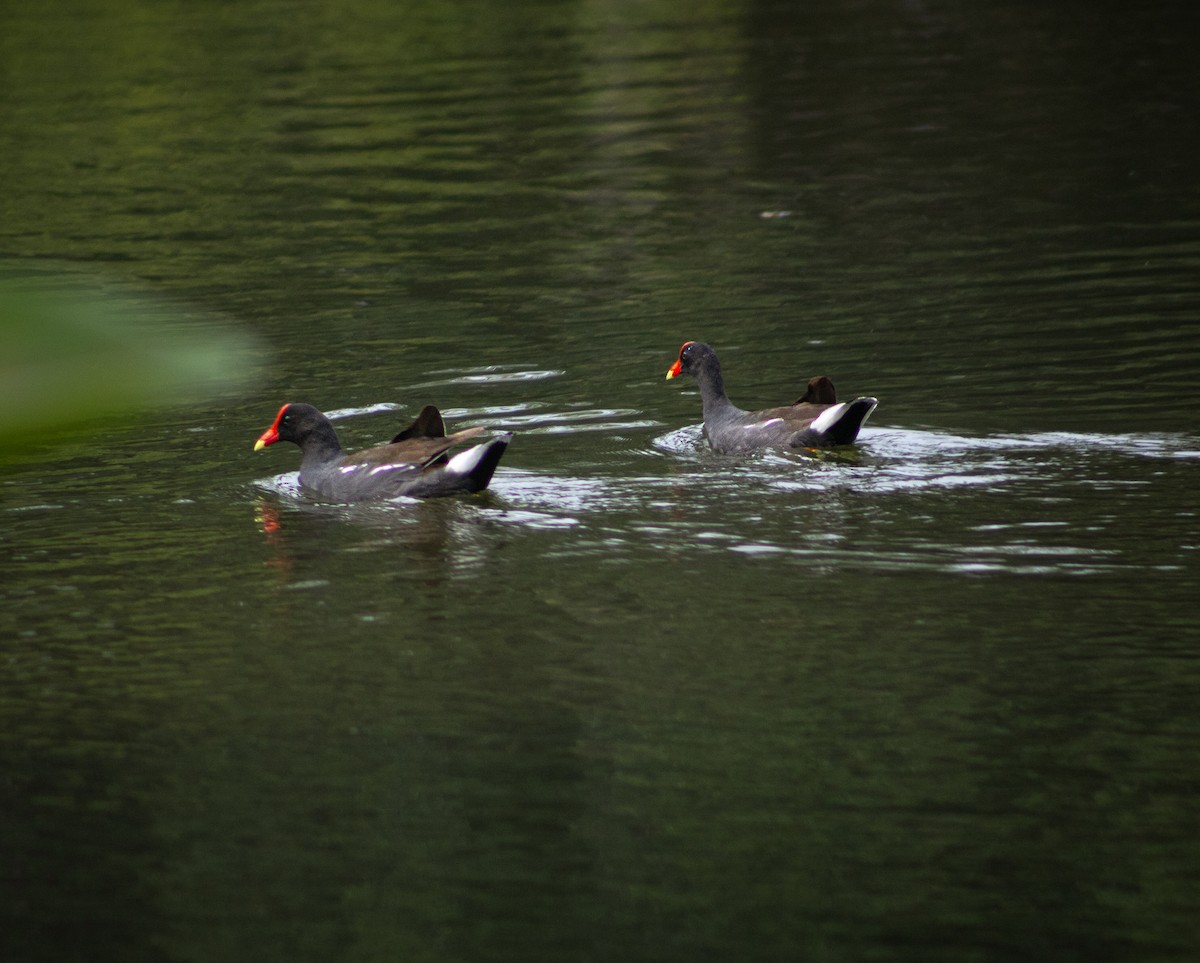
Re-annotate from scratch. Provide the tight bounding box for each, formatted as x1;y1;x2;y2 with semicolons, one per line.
666;341;694;380
253;404;289;451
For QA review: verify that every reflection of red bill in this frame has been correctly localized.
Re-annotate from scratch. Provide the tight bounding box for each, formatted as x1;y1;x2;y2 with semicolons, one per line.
254;501;282;535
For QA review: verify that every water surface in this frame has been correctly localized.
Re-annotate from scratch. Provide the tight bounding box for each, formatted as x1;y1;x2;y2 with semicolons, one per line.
2;1;1199;961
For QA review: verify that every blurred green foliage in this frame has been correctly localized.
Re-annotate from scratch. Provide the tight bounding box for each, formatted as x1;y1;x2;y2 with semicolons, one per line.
0;266;258;445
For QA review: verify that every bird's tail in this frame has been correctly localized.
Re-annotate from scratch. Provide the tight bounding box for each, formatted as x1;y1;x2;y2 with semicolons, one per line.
443;433;513;492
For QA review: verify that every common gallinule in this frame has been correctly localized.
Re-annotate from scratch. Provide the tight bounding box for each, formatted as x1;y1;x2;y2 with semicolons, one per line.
254;402;511;500
666;341;878;453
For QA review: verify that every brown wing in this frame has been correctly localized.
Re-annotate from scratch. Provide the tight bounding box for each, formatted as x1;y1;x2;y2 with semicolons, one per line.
753;401;835;430
349;426;486;471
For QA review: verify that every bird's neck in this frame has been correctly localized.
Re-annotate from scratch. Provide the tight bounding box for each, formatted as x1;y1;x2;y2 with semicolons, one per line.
299;422;345;471
695;359;736;418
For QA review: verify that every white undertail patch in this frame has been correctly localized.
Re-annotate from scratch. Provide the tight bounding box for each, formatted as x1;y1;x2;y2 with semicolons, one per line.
808;402;848;433
445;442;488;476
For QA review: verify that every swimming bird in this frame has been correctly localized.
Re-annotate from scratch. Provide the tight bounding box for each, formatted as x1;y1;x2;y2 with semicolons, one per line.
254;402;511;500
666;341;878;453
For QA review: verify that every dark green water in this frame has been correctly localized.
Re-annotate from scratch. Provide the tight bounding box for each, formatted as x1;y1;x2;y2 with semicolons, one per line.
2;1;1199;961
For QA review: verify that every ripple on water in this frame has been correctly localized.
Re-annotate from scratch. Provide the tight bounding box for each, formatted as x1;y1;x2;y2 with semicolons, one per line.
322;395;664;441
443;405;661;435
410;365;565;389
652;424;707;456
324;403;403;421
252;471;305;500
636;422;1200;575
249;417;1198;577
